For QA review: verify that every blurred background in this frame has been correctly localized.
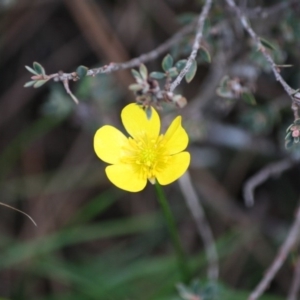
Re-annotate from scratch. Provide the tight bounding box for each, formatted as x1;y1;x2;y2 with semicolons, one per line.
0;0;300;299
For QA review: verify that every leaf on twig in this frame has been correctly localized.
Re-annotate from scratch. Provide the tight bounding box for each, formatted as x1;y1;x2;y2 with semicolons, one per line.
276;64;293;68
216;87;234;99
139;64;148;80
185;59;197;83
199;46;211;63
241;92;257;105
25;65;38;75
145;106;152;120
76;65;88;79
33;80;48;88
162;54;173;71
149;72;166;79
129;84;143;91
33;62;46;76
24;81;36;88
131;69;142;80
167;67;178;78
175;59;187;72
220;76;229;88
260;37;276;51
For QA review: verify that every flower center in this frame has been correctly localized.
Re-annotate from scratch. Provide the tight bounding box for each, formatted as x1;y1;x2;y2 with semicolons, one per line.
139;144;156;166
122;134;167;182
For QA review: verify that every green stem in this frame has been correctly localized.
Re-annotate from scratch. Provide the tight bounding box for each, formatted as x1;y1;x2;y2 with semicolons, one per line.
155;182;190;283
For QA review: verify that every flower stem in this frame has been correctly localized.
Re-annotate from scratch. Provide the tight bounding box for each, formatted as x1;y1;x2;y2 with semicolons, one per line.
155;182;190;283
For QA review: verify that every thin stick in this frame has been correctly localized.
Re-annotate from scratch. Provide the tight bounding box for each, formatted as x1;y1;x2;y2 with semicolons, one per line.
288;256;300;300
243;158;294;207
0;202;37;226
248;203;300;300
225;0;299;115
46;22;195;83
178;171;219;281
62;79;79;104
169;0;212;92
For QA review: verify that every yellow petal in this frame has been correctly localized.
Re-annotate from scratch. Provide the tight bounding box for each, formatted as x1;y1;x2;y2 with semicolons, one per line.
156;152;190;185
105;164;147;192
163;116;189;155
94;125;127;164
121;103;160;139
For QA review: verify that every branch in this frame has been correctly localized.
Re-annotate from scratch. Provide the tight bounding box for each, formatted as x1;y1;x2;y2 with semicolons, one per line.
178;171;219;281
248;203;300;300
46;22;195;82
169;0;212;92
63;79;79;104
243;158;295;207
225;0;300;116
288;256;300;300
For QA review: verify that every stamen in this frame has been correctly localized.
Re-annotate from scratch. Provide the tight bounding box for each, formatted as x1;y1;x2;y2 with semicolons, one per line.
121;134;168;181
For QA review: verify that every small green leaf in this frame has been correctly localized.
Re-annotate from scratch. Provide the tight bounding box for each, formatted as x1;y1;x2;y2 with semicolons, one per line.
24;81;36;88
33;79;48;88
76;65;88;79
131;69;142;80
216;87;234;98
220;76;229;88
167;67;178;78
33;62;45;76
276;64;293;68
175;59;187;72
139;64;148;80
149;72;166;79
145;106;152;120
185;59;197;83
199;46;211;63
241;92;257;105
285;131;292;140
25;66;38;75
129;84;142;91
260;37;276;51
162;54;173;71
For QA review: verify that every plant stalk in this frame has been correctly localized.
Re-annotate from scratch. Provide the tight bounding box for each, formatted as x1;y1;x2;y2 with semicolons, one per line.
155;182;190;283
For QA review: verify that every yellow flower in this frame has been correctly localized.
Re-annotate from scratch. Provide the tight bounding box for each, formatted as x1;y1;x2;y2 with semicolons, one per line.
94;103;190;192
